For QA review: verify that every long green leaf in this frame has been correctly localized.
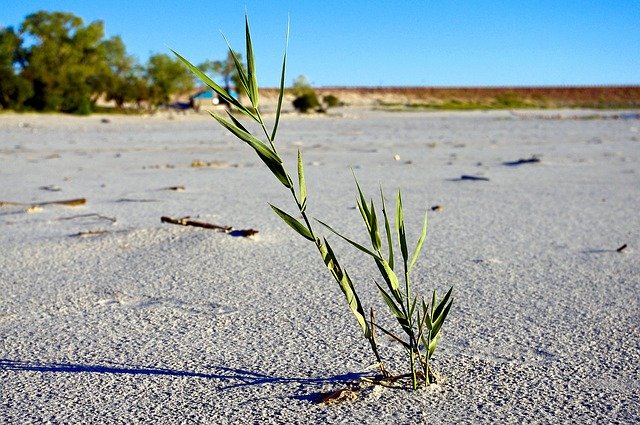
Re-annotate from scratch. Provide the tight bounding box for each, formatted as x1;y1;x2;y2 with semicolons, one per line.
428;333;441;357
369;199;382;251
222;34;250;101
380;187;394;270
342;270;370;338
409;295;419;319
297;150;307;211
315;218;381;259
416;301;429;340
356;199;371;233
418;302;430;345
317;238;333;270
431;299;453;338
422;298;433;330
256;151;292;188
409;209;428;271
269;204;313;241
352;171;371;227
375;282;413;338
210;112;277;162
433;286;454;320
396;190;408;264
172;49;253;117
270;18;289;141
375;280;406;323
375;257;400;293
210;112;291;188
431;290;437;316
245;15;259;108
321;239;369;338
226;110;250;133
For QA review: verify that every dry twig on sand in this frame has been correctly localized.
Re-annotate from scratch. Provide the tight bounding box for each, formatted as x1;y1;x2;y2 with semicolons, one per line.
161;216;258;237
0;198;86;207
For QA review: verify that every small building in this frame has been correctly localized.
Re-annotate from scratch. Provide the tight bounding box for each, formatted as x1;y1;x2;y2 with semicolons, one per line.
190;88;240;110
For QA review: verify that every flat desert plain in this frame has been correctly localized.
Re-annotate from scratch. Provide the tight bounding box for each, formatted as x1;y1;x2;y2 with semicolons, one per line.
1;109;639;423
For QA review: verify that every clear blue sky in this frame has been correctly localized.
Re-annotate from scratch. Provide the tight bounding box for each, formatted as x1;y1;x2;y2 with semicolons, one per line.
2;1;639;87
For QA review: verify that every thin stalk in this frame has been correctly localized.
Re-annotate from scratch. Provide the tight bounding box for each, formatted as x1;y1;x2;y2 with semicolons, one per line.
409;346;417;390
256;110;280;155
425;329;432;385
402;260;417;389
370;308;389;377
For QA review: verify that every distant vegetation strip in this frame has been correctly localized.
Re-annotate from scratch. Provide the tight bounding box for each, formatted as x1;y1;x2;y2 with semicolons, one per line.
303;86;640;110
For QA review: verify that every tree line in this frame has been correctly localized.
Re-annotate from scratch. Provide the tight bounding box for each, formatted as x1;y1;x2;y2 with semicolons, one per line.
0;11;243;114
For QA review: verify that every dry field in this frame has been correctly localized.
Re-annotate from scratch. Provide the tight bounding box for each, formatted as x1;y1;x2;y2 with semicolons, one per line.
259;86;640;109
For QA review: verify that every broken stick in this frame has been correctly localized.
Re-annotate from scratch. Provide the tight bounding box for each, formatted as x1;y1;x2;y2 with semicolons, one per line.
161;216;258;237
0;198;86;208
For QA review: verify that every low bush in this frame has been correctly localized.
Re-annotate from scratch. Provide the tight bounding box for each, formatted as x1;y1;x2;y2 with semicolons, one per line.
293;90;320;112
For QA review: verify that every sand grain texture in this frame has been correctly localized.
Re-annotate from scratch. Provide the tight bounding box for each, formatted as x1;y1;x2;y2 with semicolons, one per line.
1;110;639;423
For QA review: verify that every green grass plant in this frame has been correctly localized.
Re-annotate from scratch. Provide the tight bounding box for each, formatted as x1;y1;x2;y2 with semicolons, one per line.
173;16;453;390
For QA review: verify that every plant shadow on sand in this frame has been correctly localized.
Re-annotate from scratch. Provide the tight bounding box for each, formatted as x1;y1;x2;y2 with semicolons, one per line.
0;358;372;402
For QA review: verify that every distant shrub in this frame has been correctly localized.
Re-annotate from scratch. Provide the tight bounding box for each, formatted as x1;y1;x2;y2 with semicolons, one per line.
293;90;320;113
290;74;321;113
323;94;340;108
493;92;531;108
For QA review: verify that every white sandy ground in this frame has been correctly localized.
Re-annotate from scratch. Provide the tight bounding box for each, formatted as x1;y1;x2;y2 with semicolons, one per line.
0;109;639;423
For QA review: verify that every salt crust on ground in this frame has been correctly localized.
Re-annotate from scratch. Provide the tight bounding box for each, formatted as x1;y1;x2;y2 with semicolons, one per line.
1;110;639;423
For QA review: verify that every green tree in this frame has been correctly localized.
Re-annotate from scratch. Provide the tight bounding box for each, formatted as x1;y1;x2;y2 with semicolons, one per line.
129;68;150;109
198;50;246;98
145;53;194;107
0;26;32;109
101;35;142;108
20;11;108;113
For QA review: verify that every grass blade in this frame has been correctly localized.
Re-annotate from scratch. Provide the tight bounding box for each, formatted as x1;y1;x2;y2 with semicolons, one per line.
256;151;292;188
270;204;313;241
321;239;370;338
396;190;408;264
422;298;433;330
352;171;371;225
297;150;307;211
210;112;291;188
245;15;259;108
431;290;437;316
225;110;250;133
209;112;276;161
409;295;418;319
270;19;289;141
416;301;429;340
409;209;428;271
431;299;453;338
222;34;250;101
369;199;382;251
428;333;441;357
342;271;369;337
315;218;381;259
380;187;394;270
374;257;401;294
172;49;252;117
433;286;454;320
375;280;406;323
356;199;371;233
